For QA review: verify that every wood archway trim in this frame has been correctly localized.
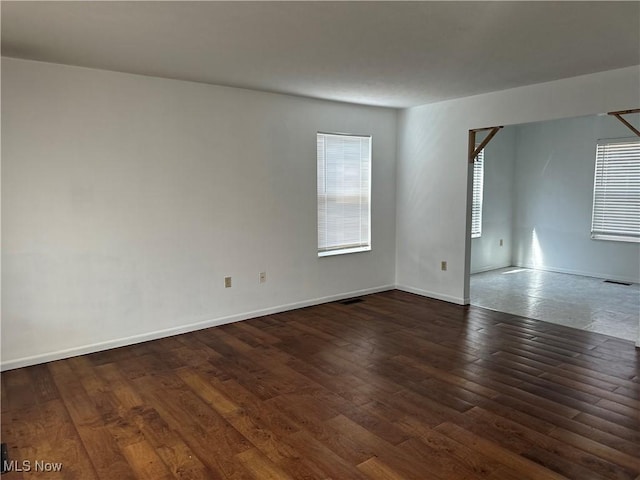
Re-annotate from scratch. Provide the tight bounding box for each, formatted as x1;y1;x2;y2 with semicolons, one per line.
608;109;640;137
468;126;503;163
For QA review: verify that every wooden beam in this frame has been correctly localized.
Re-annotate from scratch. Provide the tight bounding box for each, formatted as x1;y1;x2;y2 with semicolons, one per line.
608;109;640;137
469;126;500;132
608;108;640;116
468;130;476;164
469;126;503;163
611;114;640;137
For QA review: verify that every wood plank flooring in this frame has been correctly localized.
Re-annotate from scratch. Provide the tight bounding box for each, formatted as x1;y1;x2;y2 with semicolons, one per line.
1;290;639;479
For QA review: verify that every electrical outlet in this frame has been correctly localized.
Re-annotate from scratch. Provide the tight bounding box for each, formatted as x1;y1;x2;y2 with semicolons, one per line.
499;239;504;247
224;276;232;288
259;272;266;283
441;261;447;271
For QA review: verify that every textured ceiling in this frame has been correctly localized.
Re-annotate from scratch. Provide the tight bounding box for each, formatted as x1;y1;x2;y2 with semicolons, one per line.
2;1;639;108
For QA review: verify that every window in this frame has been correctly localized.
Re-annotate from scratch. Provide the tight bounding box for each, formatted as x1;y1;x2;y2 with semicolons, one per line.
591;138;640;243
471;148;484;238
317;132;371;256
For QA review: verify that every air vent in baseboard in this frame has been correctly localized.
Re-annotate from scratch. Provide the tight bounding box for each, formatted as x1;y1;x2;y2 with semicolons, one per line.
340;298;363;305
604;280;632;286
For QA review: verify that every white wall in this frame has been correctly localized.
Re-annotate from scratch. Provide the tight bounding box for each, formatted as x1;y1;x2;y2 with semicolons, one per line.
5;59;640;368
512;114;640;283
396;65;640;305
470;127;516;274
1;57;398;369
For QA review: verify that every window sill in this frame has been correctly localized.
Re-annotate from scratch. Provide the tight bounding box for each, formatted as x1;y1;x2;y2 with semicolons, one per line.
318;246;371;257
591;234;640;243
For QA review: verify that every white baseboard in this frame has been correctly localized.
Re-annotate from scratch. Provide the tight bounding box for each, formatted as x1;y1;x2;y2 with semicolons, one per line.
470;263;512;274
395;284;467;306
4;277;634;368
1;284;395;371
514;263;639;285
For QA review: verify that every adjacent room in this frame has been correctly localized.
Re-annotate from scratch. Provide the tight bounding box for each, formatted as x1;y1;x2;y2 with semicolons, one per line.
469;113;640;341
2;2;639;479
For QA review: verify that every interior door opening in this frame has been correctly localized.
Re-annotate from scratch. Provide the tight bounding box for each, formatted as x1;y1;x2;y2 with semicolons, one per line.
465;112;640;345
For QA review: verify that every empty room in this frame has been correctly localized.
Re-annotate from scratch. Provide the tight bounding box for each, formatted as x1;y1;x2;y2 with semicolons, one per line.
469;113;640;341
2;2;639;479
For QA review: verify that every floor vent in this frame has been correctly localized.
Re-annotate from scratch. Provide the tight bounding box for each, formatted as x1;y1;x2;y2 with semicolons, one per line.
604;279;632;286
340;298;363;305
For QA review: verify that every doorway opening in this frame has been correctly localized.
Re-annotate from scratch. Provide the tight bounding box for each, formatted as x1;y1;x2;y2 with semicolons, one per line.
466;112;640;343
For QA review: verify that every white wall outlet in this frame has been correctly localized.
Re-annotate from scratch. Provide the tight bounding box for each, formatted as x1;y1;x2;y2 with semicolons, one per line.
441;261;447;271
499;239;504;246
224;276;232;288
259;272;266;283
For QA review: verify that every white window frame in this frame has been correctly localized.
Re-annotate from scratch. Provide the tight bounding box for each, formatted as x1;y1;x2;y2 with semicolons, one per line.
317;132;372;257
591;137;640;243
471;148;484;239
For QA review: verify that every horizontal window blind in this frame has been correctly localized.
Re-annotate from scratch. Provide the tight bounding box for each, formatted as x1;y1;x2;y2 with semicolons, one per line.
591;138;640;243
317;133;371;255
471;148;484;238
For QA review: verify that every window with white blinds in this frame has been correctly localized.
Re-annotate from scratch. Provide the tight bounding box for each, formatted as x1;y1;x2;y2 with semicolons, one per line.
471;149;484;239
317;133;371;256
591;138;640;243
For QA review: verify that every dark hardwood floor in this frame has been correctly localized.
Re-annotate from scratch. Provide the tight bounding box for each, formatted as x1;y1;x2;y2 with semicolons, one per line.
1;290;639;479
